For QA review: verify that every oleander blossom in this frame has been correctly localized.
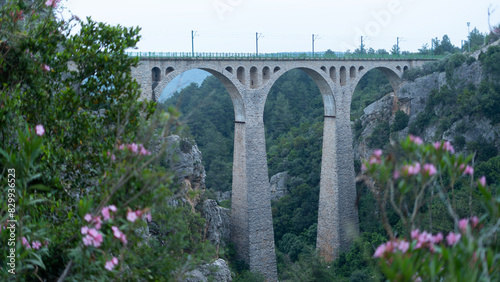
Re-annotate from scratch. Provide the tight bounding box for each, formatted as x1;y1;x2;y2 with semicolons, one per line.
22;237;31;249
111;226;127;244
479;176;486;186
105;256;119;271
101;205;117;221
403;162;421;176
423;163;437;176
82;228;104;248
81;226;89;235
463;165;474;176
446;232;461;246
459;218;469;232
471;216;479;228
373;239;410;258
127;210;138;222
409;135;423;145
45;0;61;8
32;241;42;250
434;140;455;154
35;124;45;136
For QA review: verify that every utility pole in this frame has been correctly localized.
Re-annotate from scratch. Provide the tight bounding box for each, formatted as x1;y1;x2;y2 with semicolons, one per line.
467;22;471;52
397;37;400;56
256;32;263;56
431;39;434;57
312;34;320;57
360;36;364;55
191;30;198;57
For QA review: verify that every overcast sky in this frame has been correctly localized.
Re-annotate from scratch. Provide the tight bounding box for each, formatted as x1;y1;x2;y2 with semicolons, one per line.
62;0;500;54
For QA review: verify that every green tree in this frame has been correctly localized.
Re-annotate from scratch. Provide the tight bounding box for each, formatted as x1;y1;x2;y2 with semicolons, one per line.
0;1;213;280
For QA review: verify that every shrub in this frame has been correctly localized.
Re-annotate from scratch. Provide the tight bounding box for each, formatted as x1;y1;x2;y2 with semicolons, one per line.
391;110;409;132
362;135;499;281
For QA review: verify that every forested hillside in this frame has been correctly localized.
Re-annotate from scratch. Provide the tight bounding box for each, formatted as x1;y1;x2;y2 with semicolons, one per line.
161;32;500;280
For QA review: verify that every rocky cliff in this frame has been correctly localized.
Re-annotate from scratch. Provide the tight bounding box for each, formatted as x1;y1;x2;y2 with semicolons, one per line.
353;54;499;161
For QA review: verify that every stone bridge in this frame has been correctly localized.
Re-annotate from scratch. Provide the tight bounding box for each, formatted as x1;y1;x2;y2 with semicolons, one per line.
131;56;431;281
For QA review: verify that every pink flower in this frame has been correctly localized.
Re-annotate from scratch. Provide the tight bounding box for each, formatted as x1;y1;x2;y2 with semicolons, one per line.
463;165;474;176
479;176;486;187
45;0;61;8
81;226;89;235
101;207;111;221
361;163;367;172
120;233;128;244
446;232;461;246
108;205;117;212
32;241;42;250
105;260;115;271
42;64;51;72
374;243;386;258
459;218;469;232
443;141;455;154
94;216;102;230
112;257;119;265
127;210;138;222
411;229;420;240
393;170;400;180
82;235;93;246
397;240;409;253
369;157;380;165
118;144;125;150
373;149;383;158
35;124;45;136
92;233;103;247
111;226;123;239
404;162;421;176
471;216;479;228
84;214;92;222
22;237;31;249
434;141;455;153
145;212;152;222
434;142;441;150
423;163;437;176
432;232;443;244
88;228;99;238
129;143;138;153
409;135;423;145
140;146;150;156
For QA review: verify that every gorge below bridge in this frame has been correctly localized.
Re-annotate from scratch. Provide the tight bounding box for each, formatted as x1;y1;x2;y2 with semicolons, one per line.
131;53;435;281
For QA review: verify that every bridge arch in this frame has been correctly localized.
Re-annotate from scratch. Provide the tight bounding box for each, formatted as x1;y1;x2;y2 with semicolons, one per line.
152;65;246;122
351;65;405;95
262;66;337;117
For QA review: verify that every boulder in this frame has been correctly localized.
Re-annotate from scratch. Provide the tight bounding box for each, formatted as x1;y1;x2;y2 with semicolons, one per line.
201;199;230;253
184;259;232;282
269;171;290;201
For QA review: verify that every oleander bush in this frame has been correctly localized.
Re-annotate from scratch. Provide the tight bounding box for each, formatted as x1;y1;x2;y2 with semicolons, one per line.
0;0;213;280
362;136;500;281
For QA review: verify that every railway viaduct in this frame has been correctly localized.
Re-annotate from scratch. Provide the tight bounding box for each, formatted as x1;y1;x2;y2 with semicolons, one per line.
131;53;432;281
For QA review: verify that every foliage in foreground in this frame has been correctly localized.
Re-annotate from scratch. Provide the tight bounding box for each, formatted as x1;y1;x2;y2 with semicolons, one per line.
363;136;499;281
0;0;213;280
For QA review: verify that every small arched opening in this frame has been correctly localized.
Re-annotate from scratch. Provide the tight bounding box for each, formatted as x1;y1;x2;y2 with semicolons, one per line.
250;66;258;89
237;67;245;85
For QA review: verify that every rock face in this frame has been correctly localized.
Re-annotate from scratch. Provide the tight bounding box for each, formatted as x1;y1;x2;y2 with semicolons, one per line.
163;135;206;210
269;171;290;201
164;135;206;191
184;258;232;282
202;199;230;253
353;58;498;162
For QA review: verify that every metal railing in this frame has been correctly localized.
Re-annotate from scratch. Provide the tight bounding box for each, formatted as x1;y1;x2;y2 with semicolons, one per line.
127;51;443;61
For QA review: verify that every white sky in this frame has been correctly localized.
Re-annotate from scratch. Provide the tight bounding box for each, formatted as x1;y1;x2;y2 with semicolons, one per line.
62;0;500;53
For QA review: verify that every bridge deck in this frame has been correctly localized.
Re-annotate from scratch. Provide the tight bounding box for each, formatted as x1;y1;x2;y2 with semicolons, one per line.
128;52;443;61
